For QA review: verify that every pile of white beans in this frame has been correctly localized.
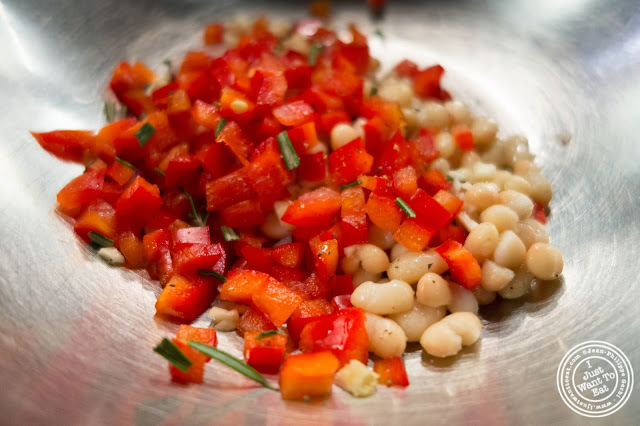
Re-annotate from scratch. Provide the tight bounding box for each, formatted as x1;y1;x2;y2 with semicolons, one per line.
340;74;564;359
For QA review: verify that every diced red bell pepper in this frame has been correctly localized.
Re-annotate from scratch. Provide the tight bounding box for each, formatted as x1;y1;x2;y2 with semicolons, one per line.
433;189;464;217
204;22;224;45
409;188;454;232
168;338;206;384
174;243;225;275
106;160;135;186
331;294;353;310
272;243;304;269
115;176;162;223
272;100;315;127
220;87;256;124
298;152;326;182
533;202;547;224
413;127;439;163
286;299;335;343
373;357;410;387
360;98;404;137
31;130;95;163
220;199;265;228
56;163;106;215
340;186;367;247
279;352;340;401
301;86;343;114
451;124;474;151
220;269;271;304
237;306;277;334
394;59;419;78
431;224;467;247
286;272;330;300
240;246;274;273
216;120;253;166
252;278;304;327
155;274;217;320
413;64;447;100
393;167;418;200
281;187;341;227
195;137;232;179
327;138;373;187
365;193;403;233
244;331;287;374
73;199;116;242
172;226;211;250
330;274;354;297
251;69;288;108
176;324;218;352
93;118;138;161
247;137;292;211
205;167;255;211
143;230;174;286
191;100;223;130
419;169;452;196
434;240;482;289
164;155;200;188
318;111;351;136
299;307;369;365
393;218;435;252
118;231;147;269
151;81;180;110
309;236;339;283
374;131;412;176
287;121;319;156
270;265;308;285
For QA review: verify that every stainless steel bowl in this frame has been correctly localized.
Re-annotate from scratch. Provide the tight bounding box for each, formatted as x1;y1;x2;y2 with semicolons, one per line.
1;1;638;424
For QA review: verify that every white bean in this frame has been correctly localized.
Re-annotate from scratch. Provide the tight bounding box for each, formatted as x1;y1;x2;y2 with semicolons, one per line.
390;243;410;261
417;102;450;129
504;175;532;196
464;222;499;262
497;190;534;220
456;211;479;232
378;78;414;108
472;286;497;305
331;123;362;150
481;260;515;292
498;266;533;299
493;230;526;269
525;243;564;280
416;272;452;307
261;212;291;240
430;158;451;175
353;269;381;288
367;225;395;250
471;117;498;147
493;170;512;190
472;162;497;182
387;250;448;283
420;312;482;357
444;100;472;125
343;244;390;275
448;283;479;314
365;313;407;359
351;280;414;315
523;218;550;244
389;302;446;342
528;173;553;205
434;131;456;159
273;200;295;231
480;205;519;232
513;221;537;249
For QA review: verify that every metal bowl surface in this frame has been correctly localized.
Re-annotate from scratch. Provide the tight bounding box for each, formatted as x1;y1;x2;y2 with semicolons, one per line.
0;0;639;424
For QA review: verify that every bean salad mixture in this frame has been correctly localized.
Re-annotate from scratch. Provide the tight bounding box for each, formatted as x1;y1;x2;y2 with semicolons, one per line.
32;15;564;400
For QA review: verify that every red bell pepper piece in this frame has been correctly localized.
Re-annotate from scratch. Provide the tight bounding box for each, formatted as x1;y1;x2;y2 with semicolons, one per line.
164;155;200;188
251;69;288;108
299;307;369;365
220;269;271;304
309;236;339;283
373;357;410;387
365;193;403;233
118;231;147;269
174;243;225;275
220;199;265;228
270;265;308;285
252;278;304;327
143;229;174;285
330;275;354;297
286;299;335;343
318;111;350;136
155;274;217;320
240;246;274;273
216;119;253;165
191;100;223;130
419;169;452;196
393;218;435;252
272;243;305;269
434;240;482;289
327;138;373;187
151;81;180;110
243;331;287;374
279;352;340;400
220;87;256;124
340;186;367;247
331;294;353;310
205;167;255;211
281;187;341;227
172;226;211;250
533;202;547;224
56;162;106;215
31;130;95;163
287;272;330;300
204;22;224;45
106;160;135;186
237;306;277;334
168;338;206;384
298;152;326;182
247;137;292;211
433;189;464;217
394;59;419;78
392;166;418;200
413;64;447;100
272;100;315;127
93;118;137;161
176;324;218;356
115;176;162;223
451;124;474;151
409;188;454;232
287;121;319;156
73;199;116;243
431;224;467;247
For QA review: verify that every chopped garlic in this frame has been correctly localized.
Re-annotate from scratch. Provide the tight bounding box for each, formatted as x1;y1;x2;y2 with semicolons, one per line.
208;307;239;331
230;100;248;114
98;247;125;266
334;360;379;397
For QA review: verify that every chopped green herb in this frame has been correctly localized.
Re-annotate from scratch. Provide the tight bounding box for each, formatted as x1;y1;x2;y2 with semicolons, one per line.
84;159;95;172
220;225;240;242
308;42;325;66
215;118;227;138
370;87;378;96
88;231;114;248
374;29;385;39
114;156;136;170
103;102;128;123
154;338;193;373
154;167;166;177
276;131;300;170
445;175;455;182
198;270;226;282
256;330;279;339
181;188;208;227
135;123;156;147
187;341;278;391
339;180;362;191
163;59;172;69
395;197;416;218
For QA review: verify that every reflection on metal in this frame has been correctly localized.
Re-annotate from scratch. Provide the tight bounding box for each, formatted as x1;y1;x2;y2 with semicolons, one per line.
0;0;639;424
